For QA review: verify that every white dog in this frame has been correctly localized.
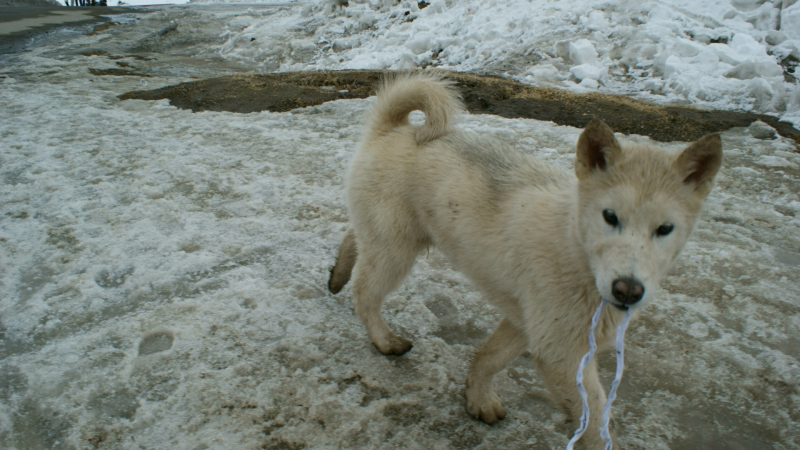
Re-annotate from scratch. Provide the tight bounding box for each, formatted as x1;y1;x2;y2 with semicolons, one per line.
328;73;722;448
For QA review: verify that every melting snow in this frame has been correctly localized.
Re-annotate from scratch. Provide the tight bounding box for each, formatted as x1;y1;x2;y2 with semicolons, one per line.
0;2;799;449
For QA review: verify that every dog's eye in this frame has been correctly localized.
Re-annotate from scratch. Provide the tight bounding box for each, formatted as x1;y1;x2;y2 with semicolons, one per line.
656;223;674;236
602;209;619;227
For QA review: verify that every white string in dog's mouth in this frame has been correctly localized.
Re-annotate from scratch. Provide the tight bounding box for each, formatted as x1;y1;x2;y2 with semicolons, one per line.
566;298;633;450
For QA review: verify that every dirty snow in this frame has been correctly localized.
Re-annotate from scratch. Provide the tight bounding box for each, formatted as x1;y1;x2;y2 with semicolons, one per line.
0;2;799;450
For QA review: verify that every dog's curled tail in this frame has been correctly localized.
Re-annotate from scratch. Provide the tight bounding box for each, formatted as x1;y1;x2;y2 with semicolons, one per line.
367;72;465;145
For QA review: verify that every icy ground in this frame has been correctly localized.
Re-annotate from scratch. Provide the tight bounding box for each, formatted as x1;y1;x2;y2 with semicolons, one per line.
1;4;800;450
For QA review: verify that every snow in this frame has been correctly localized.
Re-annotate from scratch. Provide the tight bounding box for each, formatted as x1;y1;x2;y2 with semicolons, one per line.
570;63;606;82
0;2;799;449
782;2;800;40
569;39;599;67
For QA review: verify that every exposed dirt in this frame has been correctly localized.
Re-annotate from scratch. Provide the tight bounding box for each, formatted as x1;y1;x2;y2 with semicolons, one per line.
89;67;151;77
119;70;800;144
120;71;381;117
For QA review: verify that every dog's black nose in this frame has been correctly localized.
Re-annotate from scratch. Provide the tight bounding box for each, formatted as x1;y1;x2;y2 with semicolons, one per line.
612;277;644;305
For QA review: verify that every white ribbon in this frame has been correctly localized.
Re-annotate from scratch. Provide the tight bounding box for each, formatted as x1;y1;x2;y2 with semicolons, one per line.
566;298;632;450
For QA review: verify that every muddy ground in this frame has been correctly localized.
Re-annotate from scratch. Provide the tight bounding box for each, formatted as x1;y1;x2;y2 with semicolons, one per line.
0;6;130;55
119;70;800;144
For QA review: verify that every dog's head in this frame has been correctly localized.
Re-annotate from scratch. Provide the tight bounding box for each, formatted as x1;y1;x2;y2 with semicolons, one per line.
574;120;722;311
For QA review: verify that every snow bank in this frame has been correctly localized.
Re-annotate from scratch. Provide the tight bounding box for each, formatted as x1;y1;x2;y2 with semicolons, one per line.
193;0;800;128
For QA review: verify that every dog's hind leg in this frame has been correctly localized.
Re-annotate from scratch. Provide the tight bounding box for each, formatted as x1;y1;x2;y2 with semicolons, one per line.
350;242;419;356
466;317;528;424
328;226;357;294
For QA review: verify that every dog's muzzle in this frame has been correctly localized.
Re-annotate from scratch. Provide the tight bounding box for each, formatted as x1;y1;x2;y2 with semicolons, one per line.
611;277;644;309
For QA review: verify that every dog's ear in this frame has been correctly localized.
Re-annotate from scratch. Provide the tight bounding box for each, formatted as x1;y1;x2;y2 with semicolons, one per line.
575;119;622;180
674;133;722;197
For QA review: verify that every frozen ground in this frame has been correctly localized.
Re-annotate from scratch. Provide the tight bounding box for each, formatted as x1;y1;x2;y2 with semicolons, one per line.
1;3;799;450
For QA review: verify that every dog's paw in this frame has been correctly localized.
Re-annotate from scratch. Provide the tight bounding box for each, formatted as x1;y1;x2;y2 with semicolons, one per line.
373;335;413;356
328;264;350;294
328;273;345;294
466;389;506;424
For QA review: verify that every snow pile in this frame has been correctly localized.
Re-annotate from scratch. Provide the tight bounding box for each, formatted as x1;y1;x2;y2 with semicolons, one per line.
785;2;800;40
194;0;800;128
567;39;607;89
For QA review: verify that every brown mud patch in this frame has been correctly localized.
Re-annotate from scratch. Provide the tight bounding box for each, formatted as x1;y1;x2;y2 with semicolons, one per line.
120;70;800;143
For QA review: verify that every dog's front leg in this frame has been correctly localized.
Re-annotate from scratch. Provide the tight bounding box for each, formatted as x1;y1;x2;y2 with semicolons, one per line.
466;318;528;424
536;358;613;449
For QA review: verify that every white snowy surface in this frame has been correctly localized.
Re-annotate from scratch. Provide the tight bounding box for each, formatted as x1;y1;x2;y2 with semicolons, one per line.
1;4;800;450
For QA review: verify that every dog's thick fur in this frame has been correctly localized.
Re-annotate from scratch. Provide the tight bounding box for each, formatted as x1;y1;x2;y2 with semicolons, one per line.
328;73;722;448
